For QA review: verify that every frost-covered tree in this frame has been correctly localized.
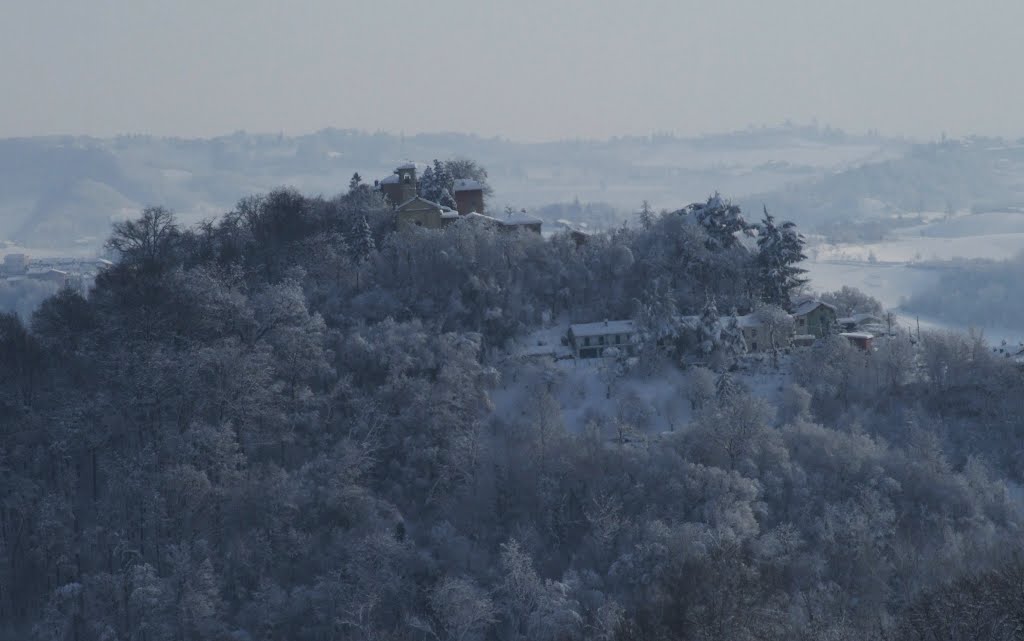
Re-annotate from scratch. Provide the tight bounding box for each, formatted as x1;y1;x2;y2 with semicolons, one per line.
754;302;795;368
819;285;884;317
719;310;748;362
420;159;456;204
438;187;458;210
685;192;753;251
755;207;808;306
715;370;746;403
698;297;722;357
686;365;717;411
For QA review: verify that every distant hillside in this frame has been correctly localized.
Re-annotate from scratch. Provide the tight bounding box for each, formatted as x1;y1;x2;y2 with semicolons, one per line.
745;139;1024;229
0;125;905;250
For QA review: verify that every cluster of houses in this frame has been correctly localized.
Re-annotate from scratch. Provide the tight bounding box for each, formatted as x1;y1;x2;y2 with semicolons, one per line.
2;252;113;295
566;297;889;360
375;163;543;234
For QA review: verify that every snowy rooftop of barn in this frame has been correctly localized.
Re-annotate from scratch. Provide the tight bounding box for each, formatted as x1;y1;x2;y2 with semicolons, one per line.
453;179;484;192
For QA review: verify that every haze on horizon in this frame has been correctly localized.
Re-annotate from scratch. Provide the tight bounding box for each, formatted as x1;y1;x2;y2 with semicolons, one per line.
3;0;1024;142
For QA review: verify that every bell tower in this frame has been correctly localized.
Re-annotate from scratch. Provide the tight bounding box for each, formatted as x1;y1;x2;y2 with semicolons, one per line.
396;162;417;203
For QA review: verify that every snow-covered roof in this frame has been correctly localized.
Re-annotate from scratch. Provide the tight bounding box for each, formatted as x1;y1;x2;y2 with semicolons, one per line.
464;212;541;227
464;212;499;224
396;196;443;211
502;213;543;226
792;299;836;316
379;174;400;185
570;320;635;337
734;314;763;328
397;162;417;170
440;210;460;219
840;332;874;340
453;178;484;192
839;313;883;325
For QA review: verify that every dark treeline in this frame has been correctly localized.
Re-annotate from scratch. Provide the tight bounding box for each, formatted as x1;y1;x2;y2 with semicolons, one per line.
1;182;1023;641
906;252;1024;330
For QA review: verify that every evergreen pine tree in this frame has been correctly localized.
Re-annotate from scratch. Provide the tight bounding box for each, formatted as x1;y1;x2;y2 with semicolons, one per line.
755;206;808;306
418;166;439;202
638;200;655;229
686;192;752;250
348;217;375;264
719;310;748;360
347;172;371;208
698;297;722;356
715;370;745;402
431;159;454;202
438;188;457;210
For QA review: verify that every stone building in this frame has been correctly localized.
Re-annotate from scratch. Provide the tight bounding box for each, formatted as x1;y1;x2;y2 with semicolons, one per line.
378;163;418;207
395;196;459;232
453;179;485;215
377;162;542;234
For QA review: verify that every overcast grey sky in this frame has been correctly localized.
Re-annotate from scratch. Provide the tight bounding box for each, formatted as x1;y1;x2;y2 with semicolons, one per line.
3;0;1024;141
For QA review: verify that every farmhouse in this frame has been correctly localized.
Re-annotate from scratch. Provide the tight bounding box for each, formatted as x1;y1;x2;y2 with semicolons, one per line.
568;320;635;359
791;298;837;338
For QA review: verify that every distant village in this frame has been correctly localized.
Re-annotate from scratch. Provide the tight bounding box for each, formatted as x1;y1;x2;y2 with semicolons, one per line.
1;251;112;296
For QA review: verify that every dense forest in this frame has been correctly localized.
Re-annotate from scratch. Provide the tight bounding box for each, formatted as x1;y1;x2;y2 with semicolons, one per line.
1;180;1023;641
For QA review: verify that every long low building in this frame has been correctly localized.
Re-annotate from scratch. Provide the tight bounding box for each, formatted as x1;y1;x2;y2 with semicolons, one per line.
568;320;636;359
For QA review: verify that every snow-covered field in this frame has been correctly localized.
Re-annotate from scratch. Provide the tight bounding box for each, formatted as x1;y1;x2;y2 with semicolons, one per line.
804;210;1024;346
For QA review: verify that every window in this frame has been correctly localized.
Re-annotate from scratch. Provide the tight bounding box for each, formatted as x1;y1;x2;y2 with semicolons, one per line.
615;335;621;345
583;337;591;347
751;341;758;351
798;318;806;326
599;336;606;345
750;329;757;338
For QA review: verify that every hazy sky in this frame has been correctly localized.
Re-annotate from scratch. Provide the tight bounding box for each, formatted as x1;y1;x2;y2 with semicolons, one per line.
3;0;1024;141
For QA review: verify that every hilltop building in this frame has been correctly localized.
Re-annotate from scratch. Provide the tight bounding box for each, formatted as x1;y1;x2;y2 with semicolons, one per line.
453;179;485;215
378;163;418;207
395;196;460;232
376;163;541;234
